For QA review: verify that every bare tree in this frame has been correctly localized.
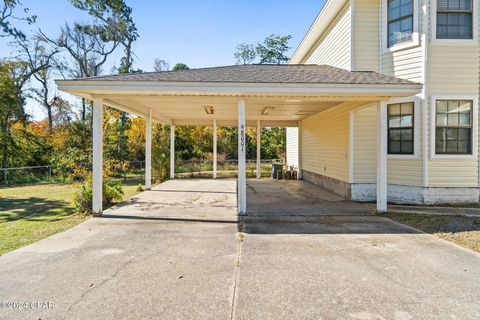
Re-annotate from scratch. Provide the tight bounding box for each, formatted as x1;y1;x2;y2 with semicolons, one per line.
70;0;139;74
50;96;73;126
39;23;119;120
154;58;169;71
15;36;60;130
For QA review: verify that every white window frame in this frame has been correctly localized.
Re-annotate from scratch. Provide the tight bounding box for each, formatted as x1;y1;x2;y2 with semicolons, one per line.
430;95;479;160
387;96;421;159
431;0;479;45
382;0;420;53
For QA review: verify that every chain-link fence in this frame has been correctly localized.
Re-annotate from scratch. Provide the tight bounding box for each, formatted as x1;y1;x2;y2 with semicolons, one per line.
0;161;148;188
1;159;284;187
0;166;54;187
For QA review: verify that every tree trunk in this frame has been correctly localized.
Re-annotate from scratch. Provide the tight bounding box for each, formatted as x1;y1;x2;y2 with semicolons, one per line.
47;106;53;132
81;98;86;121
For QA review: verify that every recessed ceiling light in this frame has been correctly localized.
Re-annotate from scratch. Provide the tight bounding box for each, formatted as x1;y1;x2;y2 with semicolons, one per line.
295;111;315;115
286;99;302;102
204;105;214;114
262;106;274;115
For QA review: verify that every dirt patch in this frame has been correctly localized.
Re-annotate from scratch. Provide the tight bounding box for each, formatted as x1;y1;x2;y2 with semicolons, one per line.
385;212;480;253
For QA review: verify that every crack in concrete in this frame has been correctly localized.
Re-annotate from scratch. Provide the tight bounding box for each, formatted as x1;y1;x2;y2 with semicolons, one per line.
229;223;245;320
66;257;135;314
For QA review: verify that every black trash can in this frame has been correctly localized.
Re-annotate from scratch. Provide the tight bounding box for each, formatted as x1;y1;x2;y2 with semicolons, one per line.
271;163;283;179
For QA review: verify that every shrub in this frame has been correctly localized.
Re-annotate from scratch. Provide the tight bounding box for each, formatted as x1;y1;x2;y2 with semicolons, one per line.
73;178;124;214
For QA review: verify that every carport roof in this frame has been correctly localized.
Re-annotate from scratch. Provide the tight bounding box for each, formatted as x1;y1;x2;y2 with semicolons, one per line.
56;64;423;127
72;64;416;85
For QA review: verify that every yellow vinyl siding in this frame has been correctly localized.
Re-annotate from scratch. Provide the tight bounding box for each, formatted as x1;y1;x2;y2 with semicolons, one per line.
301;105;352;183
353;102;424;186
428;47;479;94
352;0;380;71
380;0;424;83
304;4;351;69
353;103;377;183
388;159;423;186
429;160;478;187
382;47;423;83
426;3;480;188
286;127;298;167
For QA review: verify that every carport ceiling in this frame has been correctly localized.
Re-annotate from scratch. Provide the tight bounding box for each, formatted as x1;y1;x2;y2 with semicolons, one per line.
102;95;343;126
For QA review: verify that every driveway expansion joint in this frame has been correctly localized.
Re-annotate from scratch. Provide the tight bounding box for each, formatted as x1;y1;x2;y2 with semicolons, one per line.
229;231;244;320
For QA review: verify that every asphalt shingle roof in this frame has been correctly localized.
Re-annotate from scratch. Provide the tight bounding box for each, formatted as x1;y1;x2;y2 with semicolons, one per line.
76;64;417;85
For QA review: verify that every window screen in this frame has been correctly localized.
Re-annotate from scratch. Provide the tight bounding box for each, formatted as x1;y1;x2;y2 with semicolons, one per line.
437;0;473;39
388;0;414;47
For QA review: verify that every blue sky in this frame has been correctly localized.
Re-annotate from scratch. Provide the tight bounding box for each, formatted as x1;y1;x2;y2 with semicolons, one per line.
0;0;327;118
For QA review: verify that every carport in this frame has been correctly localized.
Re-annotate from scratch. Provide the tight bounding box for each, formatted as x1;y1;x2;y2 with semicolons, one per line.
56;64;422;215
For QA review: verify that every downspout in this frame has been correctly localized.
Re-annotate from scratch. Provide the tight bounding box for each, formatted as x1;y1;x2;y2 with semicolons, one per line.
421;0;429;200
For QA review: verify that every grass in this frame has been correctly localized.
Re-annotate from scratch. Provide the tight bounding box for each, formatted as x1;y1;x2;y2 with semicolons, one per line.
0;180;141;256
385;212;480;253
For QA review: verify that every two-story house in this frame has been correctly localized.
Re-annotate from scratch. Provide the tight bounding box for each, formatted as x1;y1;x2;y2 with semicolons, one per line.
287;0;480;205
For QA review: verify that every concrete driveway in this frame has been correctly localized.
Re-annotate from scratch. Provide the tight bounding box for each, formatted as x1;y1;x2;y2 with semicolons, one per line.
1;179;480;319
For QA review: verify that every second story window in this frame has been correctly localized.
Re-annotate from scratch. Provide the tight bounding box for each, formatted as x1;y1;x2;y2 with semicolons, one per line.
388;0;414;47
436;0;473;39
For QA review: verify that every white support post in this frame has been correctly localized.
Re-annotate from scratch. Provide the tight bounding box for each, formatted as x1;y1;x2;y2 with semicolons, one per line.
170;124;175;179
92;98;104;214
298;120;303;180
238;100;247;215
256;120;261;179
377;101;388;213
213;119;217;179
145;109;152;190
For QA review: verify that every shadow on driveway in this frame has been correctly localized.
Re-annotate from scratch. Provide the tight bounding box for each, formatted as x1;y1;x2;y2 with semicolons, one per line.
239;215;422;235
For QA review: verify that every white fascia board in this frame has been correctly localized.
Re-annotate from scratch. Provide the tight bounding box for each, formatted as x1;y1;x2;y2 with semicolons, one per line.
56;80;422;97
289;0;349;64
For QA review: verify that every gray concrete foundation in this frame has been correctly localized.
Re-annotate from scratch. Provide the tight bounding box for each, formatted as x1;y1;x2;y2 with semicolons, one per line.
301;169;352;199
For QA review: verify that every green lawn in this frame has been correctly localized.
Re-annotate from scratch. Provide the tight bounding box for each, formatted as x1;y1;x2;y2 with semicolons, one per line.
0;181;141;256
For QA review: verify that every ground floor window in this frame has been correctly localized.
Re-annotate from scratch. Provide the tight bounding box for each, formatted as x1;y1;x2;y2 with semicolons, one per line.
435;100;473;154
388;102;414;154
